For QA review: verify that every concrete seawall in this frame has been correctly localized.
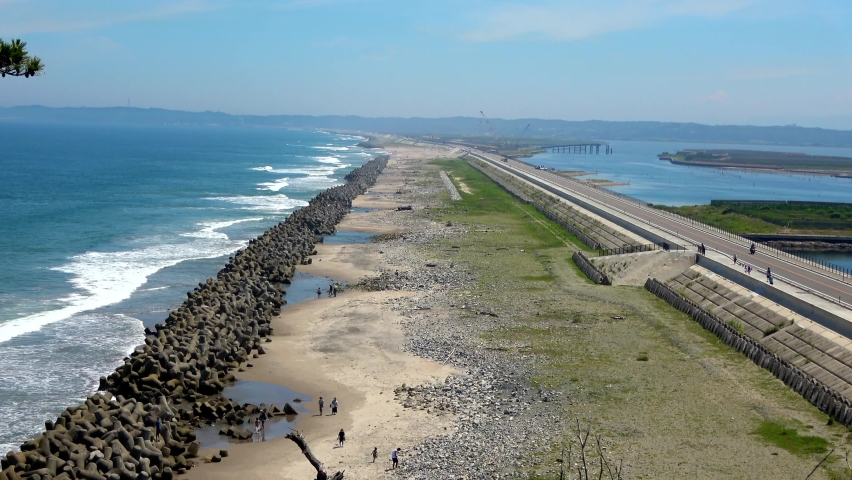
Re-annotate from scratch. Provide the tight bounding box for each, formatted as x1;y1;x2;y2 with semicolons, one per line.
468;154;681;249
695;254;852;339
572;252;610;285
645;277;852;426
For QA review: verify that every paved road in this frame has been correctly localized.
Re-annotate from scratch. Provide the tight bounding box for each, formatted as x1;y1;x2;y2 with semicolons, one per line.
470;151;852;310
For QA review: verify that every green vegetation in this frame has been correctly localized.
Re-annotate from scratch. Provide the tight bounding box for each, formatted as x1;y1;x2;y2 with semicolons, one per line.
0;38;43;78
727;319;745;334
655;201;852;235
419;157;848;477
659;149;852;173
752;420;829;456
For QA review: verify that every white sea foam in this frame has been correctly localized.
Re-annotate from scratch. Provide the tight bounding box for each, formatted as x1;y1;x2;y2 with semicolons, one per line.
251;166;273;171
0;312;144;452
314;156;342;164
207;194;309;213
257;178;290;192
139;286;170;292
181;217;264;240
313;146;351;151
267;166;339;176
288;176;341;189
0;220;253;346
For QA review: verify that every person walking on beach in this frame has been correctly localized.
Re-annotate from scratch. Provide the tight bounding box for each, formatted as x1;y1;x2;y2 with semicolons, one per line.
318;396;324;416
337;429;346;447
330;397;338;415
254;417;261;434
371;447;378;463
155;418;161;441
259;409;268;430
328;284;334;297
391;447;400;469
333;283;338;297
316;287;322;298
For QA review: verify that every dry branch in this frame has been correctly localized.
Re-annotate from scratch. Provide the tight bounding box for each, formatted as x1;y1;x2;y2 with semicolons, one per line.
286;431;345;480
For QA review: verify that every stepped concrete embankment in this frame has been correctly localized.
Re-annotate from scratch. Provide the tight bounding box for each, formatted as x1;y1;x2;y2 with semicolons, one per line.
0;156;389;480
646;277;852;426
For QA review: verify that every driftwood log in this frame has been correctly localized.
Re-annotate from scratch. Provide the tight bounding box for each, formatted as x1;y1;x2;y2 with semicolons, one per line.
286;431;345;480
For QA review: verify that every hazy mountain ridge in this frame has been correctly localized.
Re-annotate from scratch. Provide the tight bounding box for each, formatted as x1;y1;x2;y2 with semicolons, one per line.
3;106;852;147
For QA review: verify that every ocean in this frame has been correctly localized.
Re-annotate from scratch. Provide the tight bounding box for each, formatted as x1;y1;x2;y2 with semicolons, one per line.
0;123;377;452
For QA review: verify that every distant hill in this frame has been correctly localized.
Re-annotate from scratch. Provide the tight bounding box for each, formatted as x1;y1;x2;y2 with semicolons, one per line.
2;105;852;147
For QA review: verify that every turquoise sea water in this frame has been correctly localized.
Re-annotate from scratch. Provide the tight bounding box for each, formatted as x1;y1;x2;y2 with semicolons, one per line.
0;123;377;451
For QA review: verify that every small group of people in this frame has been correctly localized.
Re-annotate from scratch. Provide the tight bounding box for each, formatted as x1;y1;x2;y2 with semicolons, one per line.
254;408;269;434
368;447;401;468
316;283;342;298
698;243;706;255
317;396;339;416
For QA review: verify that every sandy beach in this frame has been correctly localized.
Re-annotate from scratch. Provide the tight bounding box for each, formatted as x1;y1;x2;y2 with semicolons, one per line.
180;139;847;480
184;143;461;479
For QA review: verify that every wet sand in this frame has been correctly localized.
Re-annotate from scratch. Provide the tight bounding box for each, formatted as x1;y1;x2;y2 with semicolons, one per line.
184;146;458;479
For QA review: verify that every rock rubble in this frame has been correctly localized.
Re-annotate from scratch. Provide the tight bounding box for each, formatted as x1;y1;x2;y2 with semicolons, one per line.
1;156;389;480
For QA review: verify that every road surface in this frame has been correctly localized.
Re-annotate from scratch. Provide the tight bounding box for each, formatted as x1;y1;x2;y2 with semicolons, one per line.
468;151;852;311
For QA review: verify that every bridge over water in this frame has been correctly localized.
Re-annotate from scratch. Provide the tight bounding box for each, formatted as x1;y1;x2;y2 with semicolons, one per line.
540;142;612;154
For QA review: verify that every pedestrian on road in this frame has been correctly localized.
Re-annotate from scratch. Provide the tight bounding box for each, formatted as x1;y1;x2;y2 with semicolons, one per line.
371;447;378;463
337;429;345;447
733;254;737;264
391;447;400;469
330;397;338;415
318;396;324;416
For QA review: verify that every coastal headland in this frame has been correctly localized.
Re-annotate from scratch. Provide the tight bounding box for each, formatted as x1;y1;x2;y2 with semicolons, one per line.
658;149;852;178
5;139;852;480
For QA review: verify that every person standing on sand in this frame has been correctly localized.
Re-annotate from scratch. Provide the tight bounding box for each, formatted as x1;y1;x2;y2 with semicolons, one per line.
318;396;324;416
337;429;345;447
371;447;378;463
333;283;338;297
259;409;267;430
330;397;338;415
391;447;400;469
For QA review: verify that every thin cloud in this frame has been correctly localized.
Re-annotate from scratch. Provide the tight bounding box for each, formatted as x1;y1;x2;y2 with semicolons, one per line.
462;0;755;42
0;0;223;36
703;91;732;104
728;66;817;80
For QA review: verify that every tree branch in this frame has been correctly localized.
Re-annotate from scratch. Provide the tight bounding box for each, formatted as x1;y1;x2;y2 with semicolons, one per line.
285;431;345;480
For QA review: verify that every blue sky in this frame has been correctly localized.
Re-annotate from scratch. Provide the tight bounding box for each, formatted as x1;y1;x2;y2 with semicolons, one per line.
1;0;851;128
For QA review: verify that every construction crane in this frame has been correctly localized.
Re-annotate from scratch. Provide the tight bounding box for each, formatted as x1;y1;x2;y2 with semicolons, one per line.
479;110;500;146
516;123;531;147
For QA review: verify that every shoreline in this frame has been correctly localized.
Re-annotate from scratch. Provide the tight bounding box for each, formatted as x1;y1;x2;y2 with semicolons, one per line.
183;142;462;479
660;156;852;178
0;155;391;479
